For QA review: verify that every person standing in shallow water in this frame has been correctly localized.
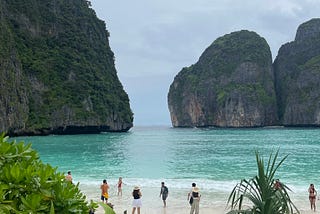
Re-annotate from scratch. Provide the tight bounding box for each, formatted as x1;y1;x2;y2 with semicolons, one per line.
308;183;317;211
117;177;123;196
132;186;142;214
274;179;282;190
65;171;72;183
159;182;169;207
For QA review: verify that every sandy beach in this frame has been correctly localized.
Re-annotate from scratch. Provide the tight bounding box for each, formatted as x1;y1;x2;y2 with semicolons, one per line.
81;184;316;214
92;200;317;214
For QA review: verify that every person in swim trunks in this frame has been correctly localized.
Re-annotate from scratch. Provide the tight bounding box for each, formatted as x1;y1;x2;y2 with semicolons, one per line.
100;179;110;203
308;183;317;211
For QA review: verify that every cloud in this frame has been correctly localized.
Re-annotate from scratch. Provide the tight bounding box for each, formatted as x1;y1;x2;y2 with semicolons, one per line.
90;0;319;126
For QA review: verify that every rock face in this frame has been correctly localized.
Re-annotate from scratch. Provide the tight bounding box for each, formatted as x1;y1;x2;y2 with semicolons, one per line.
274;18;320;126
168;30;278;127
0;0;133;136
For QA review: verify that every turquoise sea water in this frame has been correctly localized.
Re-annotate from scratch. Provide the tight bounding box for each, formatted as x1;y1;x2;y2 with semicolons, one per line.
15;126;320;209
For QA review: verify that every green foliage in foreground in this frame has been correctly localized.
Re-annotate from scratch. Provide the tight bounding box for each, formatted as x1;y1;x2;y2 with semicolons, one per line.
98;202;116;214
227;150;299;214
0;133;95;213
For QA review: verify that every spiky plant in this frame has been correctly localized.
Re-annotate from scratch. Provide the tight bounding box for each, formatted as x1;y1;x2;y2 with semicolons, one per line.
227;150;299;214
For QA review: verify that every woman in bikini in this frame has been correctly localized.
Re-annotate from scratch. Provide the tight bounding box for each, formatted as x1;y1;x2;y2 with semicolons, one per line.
117;177;123;196
308;183;317;211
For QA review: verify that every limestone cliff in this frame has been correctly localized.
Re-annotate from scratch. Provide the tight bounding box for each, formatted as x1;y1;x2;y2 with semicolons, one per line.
0;0;133;136
168;30;278;127
274;18;320;126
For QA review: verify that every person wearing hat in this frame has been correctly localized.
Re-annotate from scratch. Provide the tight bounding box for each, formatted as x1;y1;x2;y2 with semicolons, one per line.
132;186;142;214
190;186;201;214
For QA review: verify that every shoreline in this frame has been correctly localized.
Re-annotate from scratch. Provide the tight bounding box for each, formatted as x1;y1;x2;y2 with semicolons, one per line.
80;184;314;214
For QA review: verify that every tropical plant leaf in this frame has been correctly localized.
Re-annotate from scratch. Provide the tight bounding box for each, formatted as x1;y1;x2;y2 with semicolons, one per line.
227;149;300;214
0;133;91;213
98;202;116;214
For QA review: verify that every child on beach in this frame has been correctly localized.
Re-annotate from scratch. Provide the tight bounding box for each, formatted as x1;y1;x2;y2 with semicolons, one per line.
117;177;123;196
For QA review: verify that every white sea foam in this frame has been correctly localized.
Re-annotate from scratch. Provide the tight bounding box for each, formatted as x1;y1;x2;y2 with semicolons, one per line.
18;127;319;213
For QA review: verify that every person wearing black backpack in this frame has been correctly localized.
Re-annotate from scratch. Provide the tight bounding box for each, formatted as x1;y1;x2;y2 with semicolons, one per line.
189;186;201;214
188;183;196;206
159;182;169;207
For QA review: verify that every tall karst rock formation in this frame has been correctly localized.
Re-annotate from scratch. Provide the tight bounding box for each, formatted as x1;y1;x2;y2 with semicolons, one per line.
168;30;278;127
274;18;320;126
0;0;133;136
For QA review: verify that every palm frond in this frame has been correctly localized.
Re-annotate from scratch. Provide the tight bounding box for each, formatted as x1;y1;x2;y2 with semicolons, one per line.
227;149;300;214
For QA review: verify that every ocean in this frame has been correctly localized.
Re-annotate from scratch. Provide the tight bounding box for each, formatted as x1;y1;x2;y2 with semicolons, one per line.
15;126;320;213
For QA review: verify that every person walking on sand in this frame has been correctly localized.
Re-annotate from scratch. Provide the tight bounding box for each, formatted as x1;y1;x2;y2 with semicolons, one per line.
65;171;73;183
159;182;169;207
100;179;110;204
132;186;142;214
117;177;123;196
189;186;201;214
309;183;317;211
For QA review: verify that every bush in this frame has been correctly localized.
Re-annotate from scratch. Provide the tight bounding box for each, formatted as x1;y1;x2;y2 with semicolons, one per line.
0;133;94;213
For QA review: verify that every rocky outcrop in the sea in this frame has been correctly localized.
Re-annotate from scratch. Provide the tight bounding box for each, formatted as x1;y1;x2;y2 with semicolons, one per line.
274;18;320;126
168;30;278;127
0;0;133;136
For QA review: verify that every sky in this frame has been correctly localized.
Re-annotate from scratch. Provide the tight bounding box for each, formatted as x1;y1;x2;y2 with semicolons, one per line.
89;0;319;126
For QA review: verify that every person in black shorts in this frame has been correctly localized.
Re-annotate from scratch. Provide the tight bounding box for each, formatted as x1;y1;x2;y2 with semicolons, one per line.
159;182;169;207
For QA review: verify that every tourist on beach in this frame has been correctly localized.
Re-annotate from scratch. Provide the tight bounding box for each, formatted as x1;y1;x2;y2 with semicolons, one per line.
132;186;142;214
100;179;110;204
189;186;201;214
65;171;73;183
309;183;317;211
159;182;169;207
188;183;197;205
274;179;282;190
117;177;123;196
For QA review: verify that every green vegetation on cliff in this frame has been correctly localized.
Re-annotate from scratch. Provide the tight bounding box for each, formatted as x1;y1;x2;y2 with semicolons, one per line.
274;18;320;125
198;30;271;76
168;30;278;127
0;0;133;135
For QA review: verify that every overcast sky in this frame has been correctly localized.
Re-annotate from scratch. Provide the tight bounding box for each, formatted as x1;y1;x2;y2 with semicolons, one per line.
90;0;319;126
